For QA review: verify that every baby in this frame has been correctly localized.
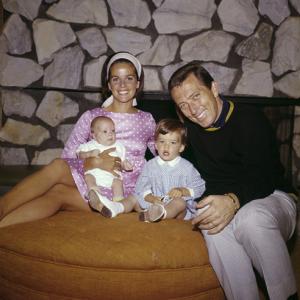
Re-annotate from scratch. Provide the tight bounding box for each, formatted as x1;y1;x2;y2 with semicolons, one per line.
135;118;206;222
76;116;132;204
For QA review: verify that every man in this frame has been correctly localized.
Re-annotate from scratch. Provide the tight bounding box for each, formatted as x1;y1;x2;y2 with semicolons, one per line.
168;61;298;300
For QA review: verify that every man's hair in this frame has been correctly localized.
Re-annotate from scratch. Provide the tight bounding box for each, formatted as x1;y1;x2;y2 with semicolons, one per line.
155;118;187;146
168;61;214;92
90;116;113;133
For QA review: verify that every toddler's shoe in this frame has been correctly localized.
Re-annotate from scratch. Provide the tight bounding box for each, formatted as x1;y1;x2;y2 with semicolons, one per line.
139;203;166;222
88;189;123;218
161;195;172;204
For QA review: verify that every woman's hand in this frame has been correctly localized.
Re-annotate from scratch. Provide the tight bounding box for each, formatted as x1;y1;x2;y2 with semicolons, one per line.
121;159;133;171
91;149;100;157
84;148;121;177
192;194;239;235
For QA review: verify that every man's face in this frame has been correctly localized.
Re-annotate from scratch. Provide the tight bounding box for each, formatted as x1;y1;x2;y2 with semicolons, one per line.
171;73;222;128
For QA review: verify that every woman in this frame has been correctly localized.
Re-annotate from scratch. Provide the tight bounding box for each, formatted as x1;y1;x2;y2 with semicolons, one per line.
0;52;156;228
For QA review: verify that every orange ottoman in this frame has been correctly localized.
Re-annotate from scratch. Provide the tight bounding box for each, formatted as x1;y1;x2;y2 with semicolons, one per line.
0;212;224;300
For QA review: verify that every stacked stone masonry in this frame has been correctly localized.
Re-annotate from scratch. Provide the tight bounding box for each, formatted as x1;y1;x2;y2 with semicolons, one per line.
0;0;299;188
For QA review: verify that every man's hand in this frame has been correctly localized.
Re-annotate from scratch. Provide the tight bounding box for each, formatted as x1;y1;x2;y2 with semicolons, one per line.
84;148;121;177
192;194;239;235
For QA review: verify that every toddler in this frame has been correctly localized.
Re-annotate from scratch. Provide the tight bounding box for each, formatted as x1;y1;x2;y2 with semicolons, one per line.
135;118;206;222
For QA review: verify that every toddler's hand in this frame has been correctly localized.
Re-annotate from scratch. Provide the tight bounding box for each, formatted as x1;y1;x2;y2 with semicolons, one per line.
168;188;183;198
153;196;163;204
144;194;163;204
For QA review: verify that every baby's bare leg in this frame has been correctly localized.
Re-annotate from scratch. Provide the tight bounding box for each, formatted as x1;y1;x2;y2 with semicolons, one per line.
111;178;124;201
164;197;186;219
84;174;97;191
120;195;140;213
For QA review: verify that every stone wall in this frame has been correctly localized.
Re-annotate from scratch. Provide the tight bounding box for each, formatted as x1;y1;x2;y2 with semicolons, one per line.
0;0;300;189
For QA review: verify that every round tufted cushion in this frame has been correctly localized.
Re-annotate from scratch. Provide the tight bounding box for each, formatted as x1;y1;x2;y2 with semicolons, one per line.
0;212;224;300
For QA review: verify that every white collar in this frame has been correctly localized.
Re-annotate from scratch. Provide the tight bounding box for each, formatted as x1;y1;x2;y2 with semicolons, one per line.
156;156;181;167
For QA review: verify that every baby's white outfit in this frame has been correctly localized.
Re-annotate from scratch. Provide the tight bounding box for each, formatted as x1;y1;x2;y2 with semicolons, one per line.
76;139;126;188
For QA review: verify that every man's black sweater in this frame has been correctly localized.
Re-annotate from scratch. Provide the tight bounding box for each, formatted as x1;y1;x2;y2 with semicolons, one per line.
185;102;294;206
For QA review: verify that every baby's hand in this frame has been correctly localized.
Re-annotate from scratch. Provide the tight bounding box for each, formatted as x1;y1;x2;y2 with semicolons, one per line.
122;159;133;171
168;188;183;198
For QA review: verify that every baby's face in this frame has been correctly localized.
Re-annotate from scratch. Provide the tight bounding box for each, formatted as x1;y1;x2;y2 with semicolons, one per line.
92;119;116;146
155;131;185;161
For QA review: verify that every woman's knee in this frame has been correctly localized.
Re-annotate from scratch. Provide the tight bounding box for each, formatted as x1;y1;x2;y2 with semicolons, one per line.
47;158;68;173
46;159;73;183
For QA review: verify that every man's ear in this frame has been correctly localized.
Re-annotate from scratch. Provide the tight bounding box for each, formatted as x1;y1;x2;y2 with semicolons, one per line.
211;81;219;98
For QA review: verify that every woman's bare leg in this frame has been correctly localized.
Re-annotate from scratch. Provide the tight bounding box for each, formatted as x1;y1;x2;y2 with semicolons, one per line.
0;159;75;219
0;184;91;228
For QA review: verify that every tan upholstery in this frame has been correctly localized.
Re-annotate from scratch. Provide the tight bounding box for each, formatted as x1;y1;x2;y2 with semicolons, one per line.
0;212;224;299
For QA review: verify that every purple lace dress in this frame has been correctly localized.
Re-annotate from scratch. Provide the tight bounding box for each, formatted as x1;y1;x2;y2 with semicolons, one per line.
61;108;156;201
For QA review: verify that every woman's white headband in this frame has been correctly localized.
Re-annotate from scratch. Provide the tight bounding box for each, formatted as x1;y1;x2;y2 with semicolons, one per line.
106;52;142;79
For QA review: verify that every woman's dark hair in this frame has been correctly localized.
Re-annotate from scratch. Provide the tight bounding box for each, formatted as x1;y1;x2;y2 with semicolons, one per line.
101;53;144;100
168;61;214;92
155;118;187;146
